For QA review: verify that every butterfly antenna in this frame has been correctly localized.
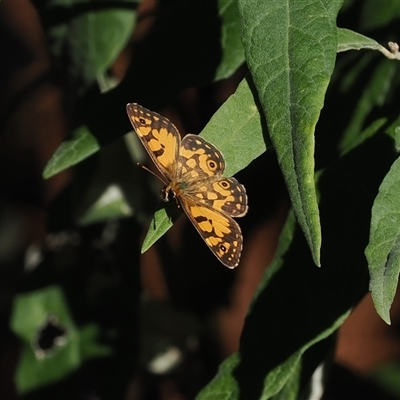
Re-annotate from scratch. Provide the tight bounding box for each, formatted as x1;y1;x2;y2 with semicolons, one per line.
137;163;167;184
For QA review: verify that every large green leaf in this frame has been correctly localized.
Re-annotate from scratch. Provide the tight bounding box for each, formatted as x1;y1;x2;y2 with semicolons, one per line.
366;156;400;324
142;77;266;253
216;0;245;81
238;0;343;266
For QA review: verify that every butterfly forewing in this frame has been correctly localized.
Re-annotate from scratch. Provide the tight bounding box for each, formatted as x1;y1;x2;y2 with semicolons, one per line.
126;103;180;180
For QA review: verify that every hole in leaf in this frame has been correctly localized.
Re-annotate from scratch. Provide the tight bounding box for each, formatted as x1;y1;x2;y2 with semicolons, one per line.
32;315;68;359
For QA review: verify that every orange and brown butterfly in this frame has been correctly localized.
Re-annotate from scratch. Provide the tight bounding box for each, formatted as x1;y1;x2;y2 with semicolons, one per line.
126;103;248;268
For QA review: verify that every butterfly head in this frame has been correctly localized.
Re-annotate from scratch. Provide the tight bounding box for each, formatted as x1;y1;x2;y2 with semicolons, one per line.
161;187;173;202
160;182;180;203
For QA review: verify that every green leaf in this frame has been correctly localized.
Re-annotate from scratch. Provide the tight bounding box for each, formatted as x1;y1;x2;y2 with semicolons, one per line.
337;28;400;60
198;78;266;177
215;0;245;81
68;9;135;86
141;77;267;253
365;156;400;324
238;0;342;266
339;60;396;155
10;285;112;394
271;362;301;400
385;114;400;151
197;353;241;400
78;184;133;226
259;329;344;399
141;206;178;254
338;28;382;53
38;0;137;89
340;117;387;158
43;126;100;178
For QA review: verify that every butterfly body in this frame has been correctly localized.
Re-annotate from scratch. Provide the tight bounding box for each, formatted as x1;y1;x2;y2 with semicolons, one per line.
127;103;248;268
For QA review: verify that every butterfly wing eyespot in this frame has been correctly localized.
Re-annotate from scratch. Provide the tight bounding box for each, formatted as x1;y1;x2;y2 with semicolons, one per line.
207;159;218;171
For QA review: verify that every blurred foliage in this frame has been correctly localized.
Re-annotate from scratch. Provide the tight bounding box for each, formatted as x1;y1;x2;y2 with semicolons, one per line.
11;285;112;393
1;0;400;399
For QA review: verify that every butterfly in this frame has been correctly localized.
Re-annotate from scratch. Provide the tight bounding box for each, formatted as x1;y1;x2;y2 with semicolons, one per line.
126;103;248;268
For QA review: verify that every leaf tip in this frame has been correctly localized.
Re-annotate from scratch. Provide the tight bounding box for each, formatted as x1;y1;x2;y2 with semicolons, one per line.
379;311;391;326
140;242;151;254
42;168;53;180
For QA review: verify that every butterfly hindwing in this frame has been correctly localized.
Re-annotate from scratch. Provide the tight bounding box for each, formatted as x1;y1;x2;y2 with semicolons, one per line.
184;177;248;218
179;198;243;268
